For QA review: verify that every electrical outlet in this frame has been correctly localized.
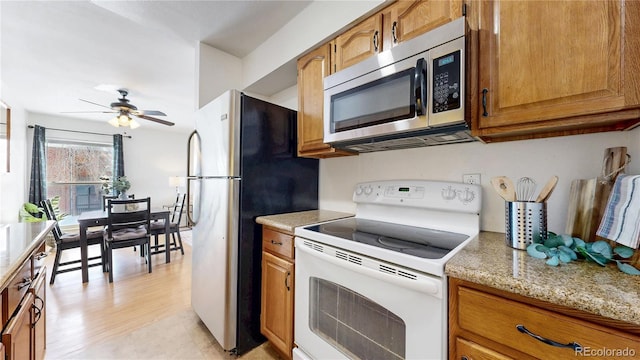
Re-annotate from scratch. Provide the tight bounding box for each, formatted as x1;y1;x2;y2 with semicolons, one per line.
463;174;481;185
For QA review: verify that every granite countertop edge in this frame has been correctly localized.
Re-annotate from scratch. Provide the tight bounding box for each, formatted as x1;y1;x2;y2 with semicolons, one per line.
446;231;640;327
0;221;55;290
256;209;354;233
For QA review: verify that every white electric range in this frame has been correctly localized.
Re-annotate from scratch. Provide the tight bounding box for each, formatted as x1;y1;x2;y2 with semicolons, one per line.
293;179;481;360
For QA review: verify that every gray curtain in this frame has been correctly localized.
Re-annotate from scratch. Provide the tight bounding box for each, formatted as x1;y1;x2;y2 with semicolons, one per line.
28;125;47;205
113;134;124;182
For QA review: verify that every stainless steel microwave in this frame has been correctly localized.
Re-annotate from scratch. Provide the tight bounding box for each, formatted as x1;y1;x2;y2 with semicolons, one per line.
323;17;475;153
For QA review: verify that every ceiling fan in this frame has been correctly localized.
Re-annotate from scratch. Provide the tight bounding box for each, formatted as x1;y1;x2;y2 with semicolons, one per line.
64;89;174;128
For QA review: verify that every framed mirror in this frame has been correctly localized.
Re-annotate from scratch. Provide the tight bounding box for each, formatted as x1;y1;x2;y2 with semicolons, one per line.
0;101;10;173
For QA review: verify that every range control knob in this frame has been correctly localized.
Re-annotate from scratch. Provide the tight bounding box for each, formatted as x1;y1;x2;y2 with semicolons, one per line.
459;188;476;204
355;186;364;196
441;186;456;200
364;186;373;196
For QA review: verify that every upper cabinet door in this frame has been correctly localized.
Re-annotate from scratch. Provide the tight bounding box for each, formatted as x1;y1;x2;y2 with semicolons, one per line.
334;14;382;72
475;0;640;139
297;44;355;158
385;0;464;47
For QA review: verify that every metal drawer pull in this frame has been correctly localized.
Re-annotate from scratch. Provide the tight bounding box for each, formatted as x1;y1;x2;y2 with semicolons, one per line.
270;240;283;246
35;252;48;260
17;277;32;290
285;271;291;291
516;324;582;350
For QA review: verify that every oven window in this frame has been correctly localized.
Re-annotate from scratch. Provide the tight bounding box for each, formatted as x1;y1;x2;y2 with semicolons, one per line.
309;277;406;359
330;68;415;133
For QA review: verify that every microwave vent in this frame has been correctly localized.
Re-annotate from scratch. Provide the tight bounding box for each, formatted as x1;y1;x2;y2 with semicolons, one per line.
333;125;477;153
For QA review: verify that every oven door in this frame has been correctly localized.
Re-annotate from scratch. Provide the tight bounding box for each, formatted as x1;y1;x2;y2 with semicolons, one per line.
294;238;446;360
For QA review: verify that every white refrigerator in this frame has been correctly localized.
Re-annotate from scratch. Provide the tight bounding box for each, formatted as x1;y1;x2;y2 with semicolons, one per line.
188;90;318;355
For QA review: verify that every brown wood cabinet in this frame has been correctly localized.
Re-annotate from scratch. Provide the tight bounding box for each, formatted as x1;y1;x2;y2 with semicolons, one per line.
333;14;382;73
382;0;464;48
297;44;354;159
471;0;640;142
2;292;34;360
260;227;295;359
0;223;52;360
449;278;640;360
30;269;46;360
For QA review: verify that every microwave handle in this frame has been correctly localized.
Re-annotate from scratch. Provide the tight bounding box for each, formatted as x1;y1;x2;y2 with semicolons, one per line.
414;58;427;116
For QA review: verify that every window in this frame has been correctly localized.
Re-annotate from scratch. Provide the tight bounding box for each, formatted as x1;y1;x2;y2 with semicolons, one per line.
46;140;113;217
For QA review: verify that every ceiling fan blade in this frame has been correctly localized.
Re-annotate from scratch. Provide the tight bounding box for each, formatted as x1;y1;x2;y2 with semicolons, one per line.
139;110;166;116
79;98;113;109
61;110;117;114
136;114;175;126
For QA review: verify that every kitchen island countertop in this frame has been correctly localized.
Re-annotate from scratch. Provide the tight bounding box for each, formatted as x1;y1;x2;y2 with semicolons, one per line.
446;231;640;327
0;221;55;289
256;209;353;234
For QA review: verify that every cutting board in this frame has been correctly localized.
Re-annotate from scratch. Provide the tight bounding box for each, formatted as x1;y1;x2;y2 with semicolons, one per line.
565;147;627;242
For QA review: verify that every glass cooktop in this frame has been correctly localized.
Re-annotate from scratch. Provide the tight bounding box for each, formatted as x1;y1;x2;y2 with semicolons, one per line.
305;218;469;259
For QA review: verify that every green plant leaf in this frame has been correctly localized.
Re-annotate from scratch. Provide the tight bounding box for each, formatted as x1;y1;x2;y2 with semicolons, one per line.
576;247;607;267
591;241;613;259
558;245;578;260
571;237;586;250
544;234;565;248
558;252;572;263
614;246;635;259
546;255;560;266
616;261;640;275
526;243;548;259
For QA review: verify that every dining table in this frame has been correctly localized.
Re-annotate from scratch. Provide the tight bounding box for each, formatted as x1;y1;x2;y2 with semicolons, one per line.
77;208;170;283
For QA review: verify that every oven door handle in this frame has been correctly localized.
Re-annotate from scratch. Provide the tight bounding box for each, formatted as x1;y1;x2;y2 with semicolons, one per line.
296;242;442;297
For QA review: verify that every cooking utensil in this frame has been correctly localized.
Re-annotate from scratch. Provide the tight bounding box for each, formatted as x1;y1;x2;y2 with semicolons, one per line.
490;176;517;202
535;175;559;203
516;177;537;202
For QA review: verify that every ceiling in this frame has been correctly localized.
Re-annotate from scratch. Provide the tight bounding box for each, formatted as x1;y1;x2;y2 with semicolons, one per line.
1;1;312;131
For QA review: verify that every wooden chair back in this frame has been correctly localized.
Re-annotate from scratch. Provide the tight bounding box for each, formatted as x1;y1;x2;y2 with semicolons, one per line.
104;198;151;238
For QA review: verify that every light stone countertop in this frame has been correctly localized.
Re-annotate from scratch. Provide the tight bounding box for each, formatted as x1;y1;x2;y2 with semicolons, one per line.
256;209;354;234
445;231;640;326
0;221;55;289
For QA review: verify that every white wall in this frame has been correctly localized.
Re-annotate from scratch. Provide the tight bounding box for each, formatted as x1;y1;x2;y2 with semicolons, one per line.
319;129;640;234
0;106;28;223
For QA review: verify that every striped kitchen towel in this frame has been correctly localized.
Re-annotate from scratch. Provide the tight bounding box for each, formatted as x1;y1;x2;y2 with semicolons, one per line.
596;174;640;249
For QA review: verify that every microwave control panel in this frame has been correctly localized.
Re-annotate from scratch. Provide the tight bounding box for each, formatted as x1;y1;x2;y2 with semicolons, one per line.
432;50;461;113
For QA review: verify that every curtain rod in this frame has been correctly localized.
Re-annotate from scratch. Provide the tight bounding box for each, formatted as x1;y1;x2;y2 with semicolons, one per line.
27;125;132;138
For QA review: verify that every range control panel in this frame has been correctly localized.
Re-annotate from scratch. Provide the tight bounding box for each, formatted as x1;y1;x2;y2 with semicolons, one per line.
353;180;481;213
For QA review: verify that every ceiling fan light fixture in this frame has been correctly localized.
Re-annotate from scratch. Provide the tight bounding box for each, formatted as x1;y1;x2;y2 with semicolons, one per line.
117;113;130;126
129;118;141;129
108;117;121;128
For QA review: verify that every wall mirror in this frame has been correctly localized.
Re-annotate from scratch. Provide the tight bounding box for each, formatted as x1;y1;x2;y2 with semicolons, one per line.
0;101;10;173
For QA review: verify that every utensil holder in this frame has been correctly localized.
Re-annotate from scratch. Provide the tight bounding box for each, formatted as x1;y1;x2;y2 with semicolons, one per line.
505;201;547;250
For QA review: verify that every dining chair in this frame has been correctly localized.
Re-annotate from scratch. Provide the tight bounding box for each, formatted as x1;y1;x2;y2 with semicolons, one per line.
102;195;118;210
40;199;105;285
103;197;152;283
150;193;186;256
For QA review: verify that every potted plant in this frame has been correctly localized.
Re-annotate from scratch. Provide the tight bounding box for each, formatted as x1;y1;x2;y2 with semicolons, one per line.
19;202;46;222
113;176;131;198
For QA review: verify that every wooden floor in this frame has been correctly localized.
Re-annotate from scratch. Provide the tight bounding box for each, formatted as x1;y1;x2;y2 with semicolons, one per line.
43;231;281;359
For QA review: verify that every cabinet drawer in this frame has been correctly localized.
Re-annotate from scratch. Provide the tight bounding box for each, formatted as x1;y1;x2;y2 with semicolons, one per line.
2;259;32;322
262;228;293;260
456;337;513;360
33;242;48;278
457;287;640;359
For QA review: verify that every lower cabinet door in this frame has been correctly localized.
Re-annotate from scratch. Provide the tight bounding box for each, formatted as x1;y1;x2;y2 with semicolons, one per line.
30;267;46;360
456;337;513;360
2;292;34;360
261;251;294;359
